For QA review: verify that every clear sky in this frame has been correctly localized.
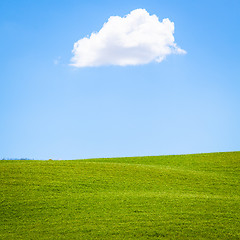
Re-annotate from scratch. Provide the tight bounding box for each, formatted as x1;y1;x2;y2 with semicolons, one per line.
1;0;240;160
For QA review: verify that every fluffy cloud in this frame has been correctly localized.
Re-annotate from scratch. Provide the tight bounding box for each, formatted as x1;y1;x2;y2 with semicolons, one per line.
70;9;186;67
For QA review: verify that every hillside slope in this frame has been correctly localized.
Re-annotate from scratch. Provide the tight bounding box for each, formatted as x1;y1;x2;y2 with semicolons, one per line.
0;152;239;239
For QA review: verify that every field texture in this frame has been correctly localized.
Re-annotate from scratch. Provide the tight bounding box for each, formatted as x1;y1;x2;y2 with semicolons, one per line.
0;152;240;239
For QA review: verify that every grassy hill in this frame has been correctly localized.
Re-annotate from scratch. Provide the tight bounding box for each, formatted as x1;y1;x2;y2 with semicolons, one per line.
0;152;239;239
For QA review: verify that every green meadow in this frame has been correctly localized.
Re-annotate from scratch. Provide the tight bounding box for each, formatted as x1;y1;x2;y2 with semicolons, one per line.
0;152;239;239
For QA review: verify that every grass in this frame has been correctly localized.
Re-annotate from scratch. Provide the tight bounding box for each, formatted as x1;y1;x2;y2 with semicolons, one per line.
0;152;239;239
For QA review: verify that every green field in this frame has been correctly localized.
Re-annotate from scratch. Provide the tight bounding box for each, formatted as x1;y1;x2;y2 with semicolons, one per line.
0;152;239;239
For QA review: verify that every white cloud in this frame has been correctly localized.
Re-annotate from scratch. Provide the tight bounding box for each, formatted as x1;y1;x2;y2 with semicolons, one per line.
70;9;186;67
54;56;61;65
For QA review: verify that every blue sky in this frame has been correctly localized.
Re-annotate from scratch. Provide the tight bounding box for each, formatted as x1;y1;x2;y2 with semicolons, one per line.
1;0;240;159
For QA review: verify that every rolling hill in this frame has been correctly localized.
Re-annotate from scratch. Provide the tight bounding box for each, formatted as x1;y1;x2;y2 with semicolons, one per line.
0;152;239;239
